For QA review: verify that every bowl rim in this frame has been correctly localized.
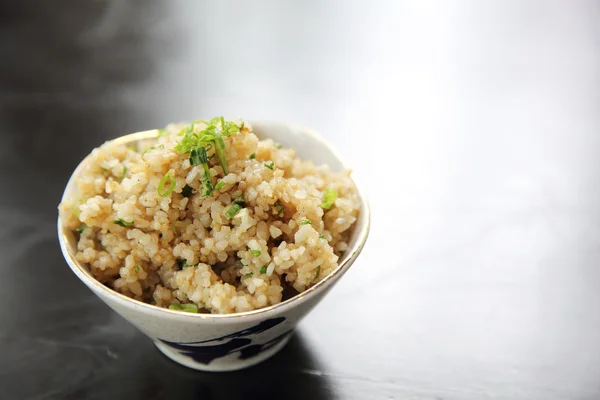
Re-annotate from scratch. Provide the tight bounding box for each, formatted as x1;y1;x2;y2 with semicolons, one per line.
57;120;370;320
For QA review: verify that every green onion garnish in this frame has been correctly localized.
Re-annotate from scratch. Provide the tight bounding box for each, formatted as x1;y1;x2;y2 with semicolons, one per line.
73;198;86;218
157;128;168;137
119;166;127;181
75;223;87;233
215;180;226;190
114;218;134;227
319;234;325;239
101;167;109;177
126;143;138;152
213;132;228;175
173;122;199;153
264;161;274;170
189;147;202;165
233;196;245;205
249;153;256;160
226;203;243;219
250;249;261;257
158;172;176;197
220;116;240;136
259;265;267;274
181;184;194;197
169;303;199;313
142;144;163;155
299;220;312;225
135;264;140;273
314;265;321;281
320;188;338;209
194;146;209;165
201;173;214;196
190;147;214;196
244;272;254;278
274;142;282;149
177;259;188;269
180;303;199;313
275;200;284;216
174;117;242;181
142;146;154;155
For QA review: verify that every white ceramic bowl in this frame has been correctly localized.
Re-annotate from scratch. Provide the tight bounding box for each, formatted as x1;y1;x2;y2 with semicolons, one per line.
57;120;370;371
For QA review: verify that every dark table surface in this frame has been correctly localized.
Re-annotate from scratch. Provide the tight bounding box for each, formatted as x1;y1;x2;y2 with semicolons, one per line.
2;1;600;399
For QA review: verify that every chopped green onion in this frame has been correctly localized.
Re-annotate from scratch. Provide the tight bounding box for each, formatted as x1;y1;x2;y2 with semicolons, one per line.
119;166;127;181
244;272;254;278
275;200;284;216
319;234;325;239
233;196;245;205
197;145;210;163
169;303;199;313
191;145;209;165
135;264;140;273
177;259;188;269
142;146;154;155
173;118;245;197
320;188;338;209
220;116;241;137
249;153;256;160
190;147;213;196
175;117;242;178
213;133;228;175
180;303;199;313
157;128;168;137
143;145;164;155
158;172;176;197
189;148;201;165
173;123;199;153
274;142;282;149
101;167;109;176
75;223;87;233
264;161;274;170
73;198;86;218
314;265;321;281
299;220;312;225
226;203;243;219
201;173;214;197
239;260;246;267
215;180;226;190
114;218;134;227
250;249;261;257
181;185;194;197
259;265;267;274
226;124;238;136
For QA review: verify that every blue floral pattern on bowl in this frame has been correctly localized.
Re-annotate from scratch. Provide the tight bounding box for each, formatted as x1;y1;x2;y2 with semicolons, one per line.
159;317;292;365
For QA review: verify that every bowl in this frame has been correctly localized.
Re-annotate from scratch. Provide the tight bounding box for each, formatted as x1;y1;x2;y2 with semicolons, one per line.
57;120;370;371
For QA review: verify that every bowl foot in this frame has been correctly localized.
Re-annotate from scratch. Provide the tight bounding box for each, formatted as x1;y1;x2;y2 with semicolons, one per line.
154;335;292;372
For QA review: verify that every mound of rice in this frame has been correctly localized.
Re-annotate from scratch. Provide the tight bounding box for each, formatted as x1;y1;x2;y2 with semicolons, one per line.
59;118;359;314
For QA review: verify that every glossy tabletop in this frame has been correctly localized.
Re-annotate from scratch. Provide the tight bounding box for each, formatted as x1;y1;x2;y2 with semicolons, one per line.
1;1;600;399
